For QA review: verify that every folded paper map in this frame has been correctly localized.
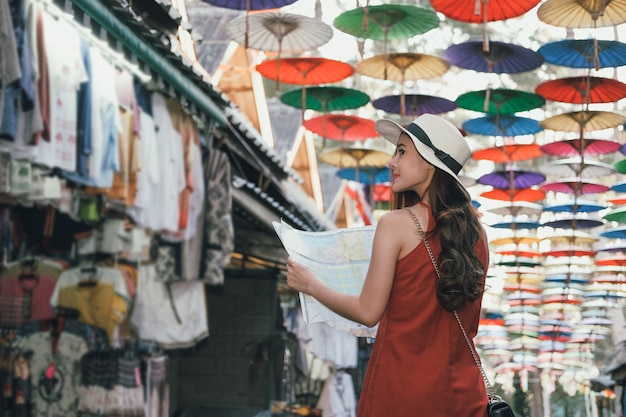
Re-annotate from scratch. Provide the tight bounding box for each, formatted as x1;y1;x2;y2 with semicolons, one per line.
274;219;378;338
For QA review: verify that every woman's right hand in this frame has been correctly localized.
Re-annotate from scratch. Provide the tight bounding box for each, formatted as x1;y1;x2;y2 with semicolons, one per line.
285;256;317;295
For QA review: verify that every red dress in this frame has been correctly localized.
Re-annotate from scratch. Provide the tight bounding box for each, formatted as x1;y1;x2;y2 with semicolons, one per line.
357;208;490;417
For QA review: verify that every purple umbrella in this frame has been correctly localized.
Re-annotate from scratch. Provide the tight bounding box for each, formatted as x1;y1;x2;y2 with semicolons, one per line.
203;0;298;10
372;94;457;116
443;39;544;74
478;170;546;189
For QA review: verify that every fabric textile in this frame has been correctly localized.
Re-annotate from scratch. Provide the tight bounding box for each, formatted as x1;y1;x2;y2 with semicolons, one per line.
357;205;489;417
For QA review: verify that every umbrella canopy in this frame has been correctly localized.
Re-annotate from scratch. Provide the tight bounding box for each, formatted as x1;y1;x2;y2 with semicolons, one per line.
540;158;616;178
355;52;450;82
333;4;440;46
485;201;544;217
429;0;541;23
462;115;542;137
226;11;333;53
303;114;378;143
543;199;606;213
256;57;354;89
202;0;297;9
613;158;626;174
537;0;626;29
472;144;543;163
540;110;626;134
336;166;391;184
538;39;626;69
603;207;626;223
372;94;457;117
542;217;604;230
480;188;546;202
319;147;392;169
541;178;610;195
540;138;621;157
280;86;370;113
456;89;545;115
478;170;546;189
535;76;626;105
443;40;544;74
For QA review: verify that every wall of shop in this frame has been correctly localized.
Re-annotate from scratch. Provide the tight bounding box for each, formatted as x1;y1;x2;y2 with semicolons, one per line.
169;271;282;416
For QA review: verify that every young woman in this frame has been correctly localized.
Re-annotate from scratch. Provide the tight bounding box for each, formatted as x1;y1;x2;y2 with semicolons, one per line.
286;113;490;417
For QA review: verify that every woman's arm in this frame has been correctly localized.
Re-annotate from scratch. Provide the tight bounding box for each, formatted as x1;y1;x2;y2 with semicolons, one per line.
286;212;403;328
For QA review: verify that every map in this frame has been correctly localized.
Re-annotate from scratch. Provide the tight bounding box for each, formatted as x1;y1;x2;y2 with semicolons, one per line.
274;220;379;338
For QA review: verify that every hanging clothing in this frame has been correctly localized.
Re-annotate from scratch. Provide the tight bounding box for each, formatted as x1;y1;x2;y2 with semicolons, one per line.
201;149;233;285
316;371;357;417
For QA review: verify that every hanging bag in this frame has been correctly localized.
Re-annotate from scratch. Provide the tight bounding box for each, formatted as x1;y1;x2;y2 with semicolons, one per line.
407;207;515;417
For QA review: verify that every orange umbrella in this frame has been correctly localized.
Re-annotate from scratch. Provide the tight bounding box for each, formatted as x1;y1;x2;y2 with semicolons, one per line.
472;144;543;163
481;188;546;202
256;57;354;90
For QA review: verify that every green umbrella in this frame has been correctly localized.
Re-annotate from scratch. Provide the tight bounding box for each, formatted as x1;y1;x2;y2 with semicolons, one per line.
456;88;546;115
279;86;370;115
333;4;440;57
603;207;626;223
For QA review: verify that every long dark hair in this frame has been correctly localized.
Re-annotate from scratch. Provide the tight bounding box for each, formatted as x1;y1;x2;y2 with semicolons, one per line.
392;169;485;312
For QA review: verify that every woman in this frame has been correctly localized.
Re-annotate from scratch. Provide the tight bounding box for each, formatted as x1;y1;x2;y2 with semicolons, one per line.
286;113;490;417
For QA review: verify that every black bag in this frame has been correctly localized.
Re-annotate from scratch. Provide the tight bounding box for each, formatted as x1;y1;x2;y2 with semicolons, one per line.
487;398;515;417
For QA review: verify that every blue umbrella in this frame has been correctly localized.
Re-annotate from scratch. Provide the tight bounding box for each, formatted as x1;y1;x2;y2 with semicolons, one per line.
611;181;626;193
538;39;626;69
543;199;605;213
443;40;544;74
542;218;604;230
336;167;391;184
600;226;626;239
489;218;542;230
463;115;543;137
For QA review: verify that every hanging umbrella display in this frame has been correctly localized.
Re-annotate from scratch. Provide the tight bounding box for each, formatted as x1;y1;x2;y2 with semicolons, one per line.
356;52;450;116
371;94;457;117
443;40;544;74
429;0;541;23
456;88;545;115
463;115;542;137
540;110;626;135
538;39;626;69
333;4;440;57
535;76;626;105
336;166;390;184
537;0;626;29
256;56;354;91
472;144;543;163
280;86;370;114
478;170;546;189
226;11;333;53
540;158;616;178
302;114;378;146
540;138;621;157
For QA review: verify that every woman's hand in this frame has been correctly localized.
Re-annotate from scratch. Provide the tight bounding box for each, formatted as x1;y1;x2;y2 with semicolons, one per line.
285;256;317;295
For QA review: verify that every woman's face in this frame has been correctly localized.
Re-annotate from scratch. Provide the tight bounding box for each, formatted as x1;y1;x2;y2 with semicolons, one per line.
388;133;434;198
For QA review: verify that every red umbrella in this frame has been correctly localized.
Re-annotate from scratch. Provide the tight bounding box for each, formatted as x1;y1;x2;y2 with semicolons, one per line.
303;114;378;145
430;0;541;51
535;76;626;105
541;178;610;195
472;144;543;163
430;0;541;23
540;138;621;157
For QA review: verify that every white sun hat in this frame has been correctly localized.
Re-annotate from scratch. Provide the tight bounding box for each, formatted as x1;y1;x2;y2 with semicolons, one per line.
375;114;471;187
